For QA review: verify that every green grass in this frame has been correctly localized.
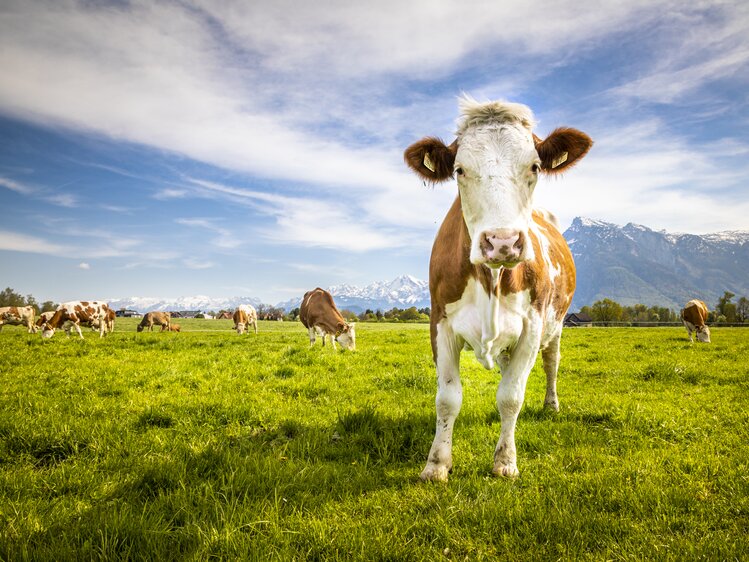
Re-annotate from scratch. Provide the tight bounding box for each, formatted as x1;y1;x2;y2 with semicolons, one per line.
1;321;748;560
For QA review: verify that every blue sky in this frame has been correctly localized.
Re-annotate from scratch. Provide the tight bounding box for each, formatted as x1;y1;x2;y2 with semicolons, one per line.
1;1;748;304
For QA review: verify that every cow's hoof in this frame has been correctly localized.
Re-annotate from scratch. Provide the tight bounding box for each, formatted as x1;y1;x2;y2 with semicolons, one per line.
420;464;450;482
492;464;519;478
543;400;559;412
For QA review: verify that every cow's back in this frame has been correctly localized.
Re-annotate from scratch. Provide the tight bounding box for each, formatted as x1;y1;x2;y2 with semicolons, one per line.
682;299;708;326
300;288;342;329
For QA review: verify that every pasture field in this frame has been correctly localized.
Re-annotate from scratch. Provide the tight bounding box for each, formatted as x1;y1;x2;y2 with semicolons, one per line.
1;320;748;561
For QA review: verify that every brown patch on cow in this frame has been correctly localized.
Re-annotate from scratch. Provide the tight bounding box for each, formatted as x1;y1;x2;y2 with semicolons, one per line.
682;300;708;326
300;288;349;335
404;138;458;183
429;196;495;360
534;128;593;174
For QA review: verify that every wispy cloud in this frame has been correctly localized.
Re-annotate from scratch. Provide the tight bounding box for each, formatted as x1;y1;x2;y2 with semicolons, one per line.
78;262;90;270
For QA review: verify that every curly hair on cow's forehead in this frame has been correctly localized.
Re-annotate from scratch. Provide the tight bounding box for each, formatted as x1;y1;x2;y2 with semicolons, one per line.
456;95;536;136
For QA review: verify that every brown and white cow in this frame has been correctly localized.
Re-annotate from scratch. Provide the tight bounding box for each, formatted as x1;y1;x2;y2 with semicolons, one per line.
41;301;111;339
404;97;592;481
137;311;171;332
0;305;37;333
36;310;56;330
299;288;356;351
232;304;258;335
681;299;710;343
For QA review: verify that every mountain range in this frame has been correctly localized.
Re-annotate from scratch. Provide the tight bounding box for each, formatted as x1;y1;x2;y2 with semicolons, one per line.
107;219;749;314
564;217;749;311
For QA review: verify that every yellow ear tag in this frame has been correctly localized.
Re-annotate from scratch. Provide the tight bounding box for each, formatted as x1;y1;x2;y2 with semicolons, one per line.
552;151;568;169
423;152;436;173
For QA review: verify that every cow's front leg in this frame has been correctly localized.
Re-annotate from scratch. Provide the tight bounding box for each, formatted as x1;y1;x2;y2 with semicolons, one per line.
73;323;84;339
541;333;561;411
493;332;541;478
308;327;316;346
421;324;462;482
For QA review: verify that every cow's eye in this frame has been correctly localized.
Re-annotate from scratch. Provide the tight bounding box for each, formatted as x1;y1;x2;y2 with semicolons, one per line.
455;167;464;176
531;163;541;174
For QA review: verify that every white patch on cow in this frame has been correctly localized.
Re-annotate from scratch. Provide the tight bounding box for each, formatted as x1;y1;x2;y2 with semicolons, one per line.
454;98;540;267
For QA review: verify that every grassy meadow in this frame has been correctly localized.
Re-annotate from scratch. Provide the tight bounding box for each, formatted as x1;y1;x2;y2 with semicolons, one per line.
1;319;748;560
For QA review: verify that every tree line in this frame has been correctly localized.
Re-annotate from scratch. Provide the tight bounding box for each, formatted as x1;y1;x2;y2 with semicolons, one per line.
579;291;749;324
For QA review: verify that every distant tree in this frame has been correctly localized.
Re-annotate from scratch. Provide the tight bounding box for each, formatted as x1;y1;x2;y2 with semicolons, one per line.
338;309;358;322
0;287;25;307
25;294;40;314
375;309;383;321
289;307;300;320
736;297;749;323
418;307;431;317
40;301;57;312
399;307;421;321
590;298;623;323
716;292;735;318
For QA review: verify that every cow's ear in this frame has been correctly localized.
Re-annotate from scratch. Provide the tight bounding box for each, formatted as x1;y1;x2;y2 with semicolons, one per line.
534;128;592;174
404;137;457;183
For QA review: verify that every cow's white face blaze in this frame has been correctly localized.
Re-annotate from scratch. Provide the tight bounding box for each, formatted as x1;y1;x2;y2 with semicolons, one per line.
455;113;540;267
696;325;711;343
336;323;356;351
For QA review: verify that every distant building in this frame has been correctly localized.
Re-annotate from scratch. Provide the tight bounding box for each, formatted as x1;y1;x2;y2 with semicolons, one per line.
170;310;201;319
564;312;593;327
217;311;233;320
115;308;140;318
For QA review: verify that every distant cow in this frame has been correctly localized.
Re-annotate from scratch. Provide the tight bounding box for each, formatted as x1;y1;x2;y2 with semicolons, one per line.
41;301;111;339
681;300;711;343
299;288;356;350
404;97;591;480
166;323;181;332
233;304;258;335
137;311;171;332
0;306;37;333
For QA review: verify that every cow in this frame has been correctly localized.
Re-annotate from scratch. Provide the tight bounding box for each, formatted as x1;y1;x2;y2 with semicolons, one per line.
137;311;171;332
404;96;592;481
41;301;111;339
681;299;710;343
299;288;356;350
0;306;37;333
232;304;258;335
36;310;56;330
167;323;181;332
89;307;116;334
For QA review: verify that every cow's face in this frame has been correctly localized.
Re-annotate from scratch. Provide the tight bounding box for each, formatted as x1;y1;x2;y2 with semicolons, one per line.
136;324;144;332
236;322;246;335
404;98;592;268
336;323;356;351
454;120;541;267
41;325;55;339
696;325;711;343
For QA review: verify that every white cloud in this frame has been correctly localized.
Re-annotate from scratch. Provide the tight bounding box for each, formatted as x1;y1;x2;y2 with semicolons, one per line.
78;262;90;270
0;176;35;195
0;230;71;254
183;257;214;269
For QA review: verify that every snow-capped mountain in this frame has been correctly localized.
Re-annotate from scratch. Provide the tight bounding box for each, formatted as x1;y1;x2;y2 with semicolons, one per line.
107;295;264;313
564;217;749;311
277;275;431;313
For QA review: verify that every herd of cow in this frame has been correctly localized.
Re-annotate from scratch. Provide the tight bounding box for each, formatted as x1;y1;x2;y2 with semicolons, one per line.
0;287;359;350
0;99;716;480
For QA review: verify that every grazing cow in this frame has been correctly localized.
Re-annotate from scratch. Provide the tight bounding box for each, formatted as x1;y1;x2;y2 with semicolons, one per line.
137;311;171;332
41;301;111;339
232;304;258;335
36;310;56;330
0;306;37;333
299;288;356;350
681;300;710;343
404;97;592;481
167;323;181;332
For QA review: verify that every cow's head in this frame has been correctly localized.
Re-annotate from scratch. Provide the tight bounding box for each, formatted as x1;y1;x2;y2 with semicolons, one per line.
136;324;145;332
236;322;247;335
41;324;55;339
405;97;592;268
335;322;356;351
696;324;711;343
